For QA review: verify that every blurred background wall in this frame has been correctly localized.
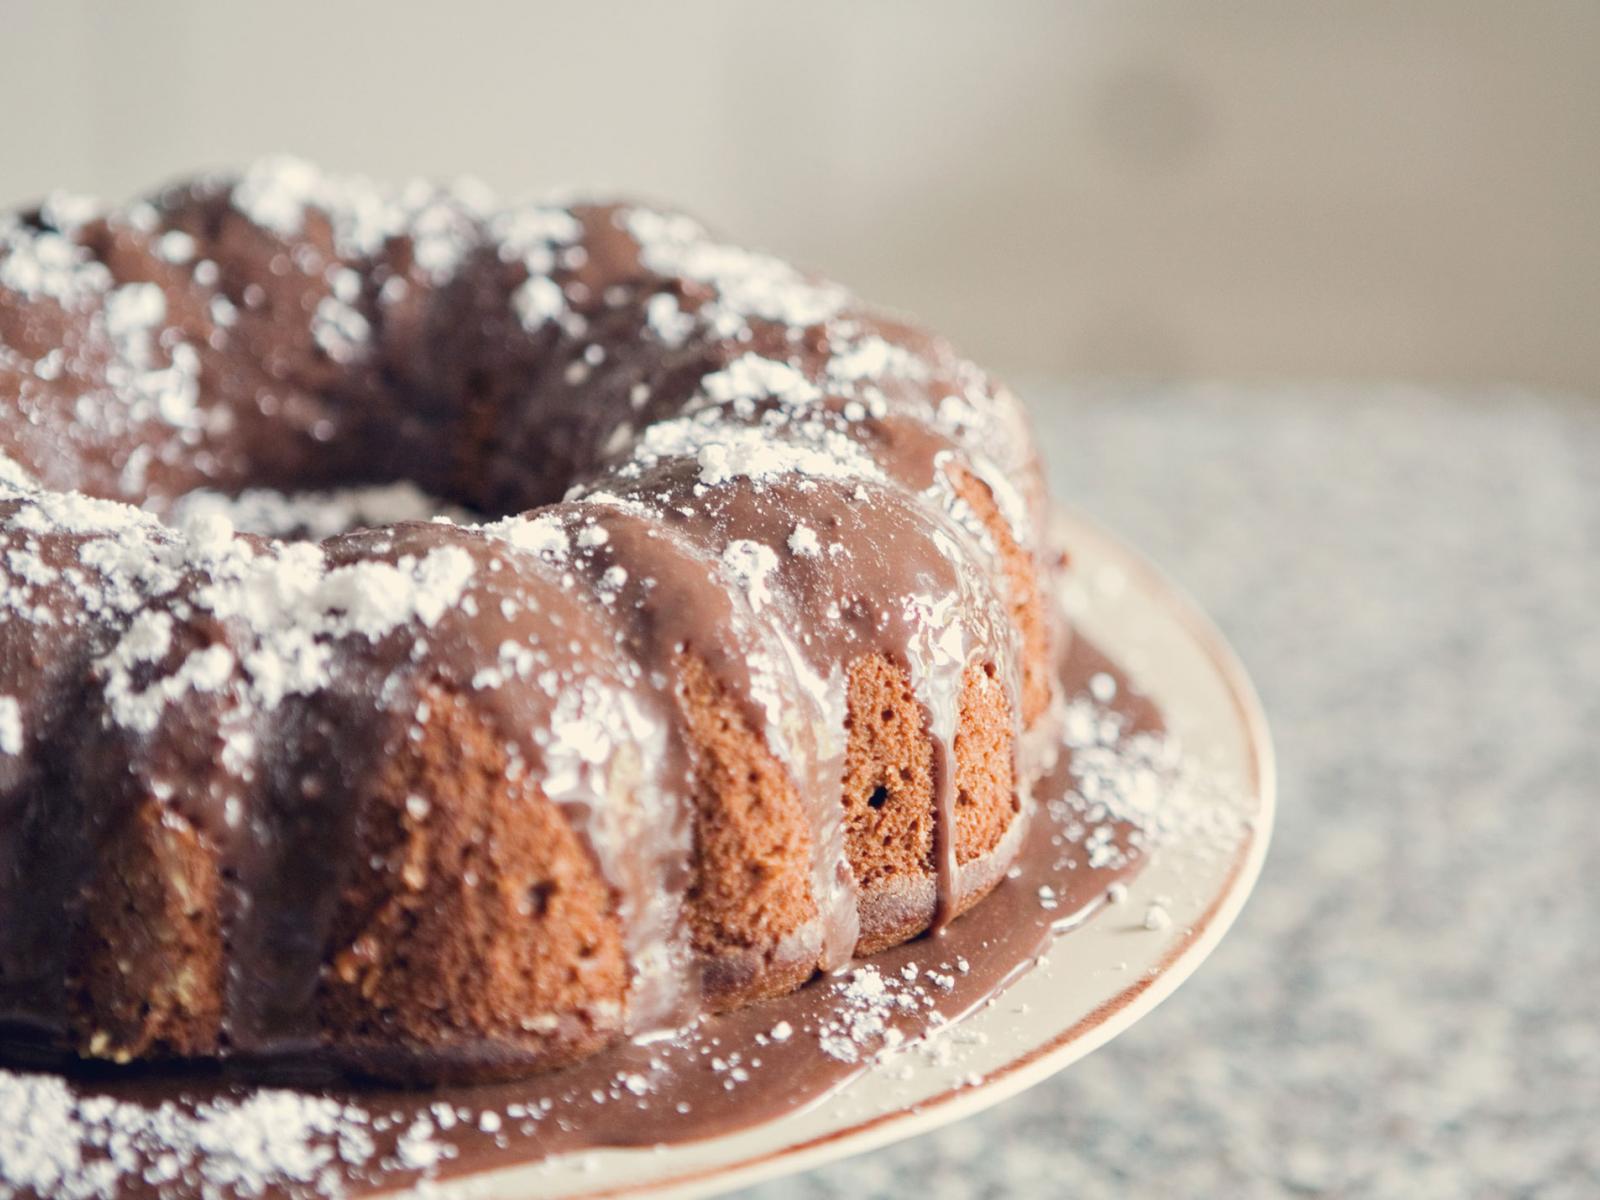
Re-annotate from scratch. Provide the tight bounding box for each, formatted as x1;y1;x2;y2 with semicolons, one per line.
2;0;1596;393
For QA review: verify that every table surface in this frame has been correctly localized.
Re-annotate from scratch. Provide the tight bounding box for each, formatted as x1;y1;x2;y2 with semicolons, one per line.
741;383;1600;1200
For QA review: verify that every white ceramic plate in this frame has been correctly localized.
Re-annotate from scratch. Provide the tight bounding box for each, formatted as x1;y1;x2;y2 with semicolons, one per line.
423;511;1276;1200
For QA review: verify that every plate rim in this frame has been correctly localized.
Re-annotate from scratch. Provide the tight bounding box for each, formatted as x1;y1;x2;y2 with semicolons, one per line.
435;510;1277;1200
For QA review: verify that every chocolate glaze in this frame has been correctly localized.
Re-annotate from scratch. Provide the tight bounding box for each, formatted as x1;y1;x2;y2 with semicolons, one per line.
0;633;1159;1198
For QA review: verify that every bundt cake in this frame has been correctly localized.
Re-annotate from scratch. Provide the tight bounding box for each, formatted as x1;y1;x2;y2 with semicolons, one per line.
0;159;1054;1083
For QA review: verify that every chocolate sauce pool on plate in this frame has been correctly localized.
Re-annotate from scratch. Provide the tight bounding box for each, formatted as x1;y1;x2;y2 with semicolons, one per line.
0;635;1164;1198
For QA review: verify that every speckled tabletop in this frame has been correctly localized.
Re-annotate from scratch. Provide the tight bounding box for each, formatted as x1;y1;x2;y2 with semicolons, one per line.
742;384;1600;1200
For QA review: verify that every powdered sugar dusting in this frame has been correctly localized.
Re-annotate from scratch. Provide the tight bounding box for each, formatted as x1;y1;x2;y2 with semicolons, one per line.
0;218;113;306
1052;685;1249;867
721;539;781;612
618;414;882;490
1;487;477;738
787;524;822;557
166;483;468;542
0;451;36;493
0;696;21;755
623;208;847;335
230;156;488;280
512;274;567;331
0;1069;446;1199
700;354;822;411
